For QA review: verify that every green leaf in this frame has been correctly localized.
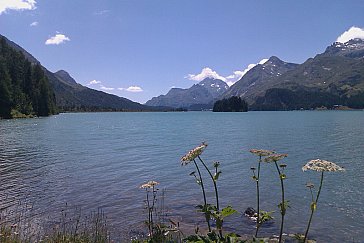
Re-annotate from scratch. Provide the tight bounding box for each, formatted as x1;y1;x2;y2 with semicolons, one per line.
213;171;222;181
278;200;290;214
258;210;274;225
225;232;242;243
224;232;240;238
184;235;204;243
310;202;317;211
207;204;217;211
207;231;218;241
221;205;237;218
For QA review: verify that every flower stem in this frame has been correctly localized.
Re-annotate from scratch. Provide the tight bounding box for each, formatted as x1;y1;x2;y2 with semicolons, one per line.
198;156;221;238
255;156;262;238
193;159;211;232
151;186;157;235
146;190;152;236
274;161;285;243
304;171;324;243
198;156;219;211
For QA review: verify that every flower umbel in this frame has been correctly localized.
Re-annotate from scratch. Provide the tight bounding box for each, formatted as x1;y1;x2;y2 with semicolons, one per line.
306;182;315;189
250;149;275;157
264;154;288;163
140;181;160;189
302;159;345;172
181;142;208;165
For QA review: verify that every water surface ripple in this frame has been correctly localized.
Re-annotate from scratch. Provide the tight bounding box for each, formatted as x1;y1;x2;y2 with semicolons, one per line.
0;111;363;242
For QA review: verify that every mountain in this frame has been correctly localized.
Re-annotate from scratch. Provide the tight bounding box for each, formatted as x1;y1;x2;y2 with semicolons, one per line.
198;78;229;98
0;34;158;112
54;70;77;86
146;78;229;109
252;38;364;110
323;38;364;58
222;56;298;104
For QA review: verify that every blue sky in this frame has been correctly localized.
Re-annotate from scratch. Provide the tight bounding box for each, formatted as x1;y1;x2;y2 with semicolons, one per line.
1;0;364;103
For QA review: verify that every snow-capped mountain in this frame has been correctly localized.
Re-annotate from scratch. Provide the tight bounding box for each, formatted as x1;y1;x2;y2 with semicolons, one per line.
323;38;364;58
198;78;229;98
222;56;298;103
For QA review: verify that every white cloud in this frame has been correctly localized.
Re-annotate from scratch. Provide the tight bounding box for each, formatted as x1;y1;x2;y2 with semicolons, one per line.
187;67;227;82
0;0;36;15
118;86;143;92
30;21;38;27
45;34;70;45
336;26;364;43
100;85;114;91
94;9;110;15
87;80;102;86
186;58;268;87
225;58;268;86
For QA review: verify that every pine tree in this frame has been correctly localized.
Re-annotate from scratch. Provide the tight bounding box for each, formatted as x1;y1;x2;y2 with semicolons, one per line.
0;37;57;118
0;59;12;118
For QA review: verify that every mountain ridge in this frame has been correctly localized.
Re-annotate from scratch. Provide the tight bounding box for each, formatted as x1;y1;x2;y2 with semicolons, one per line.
145;77;229;109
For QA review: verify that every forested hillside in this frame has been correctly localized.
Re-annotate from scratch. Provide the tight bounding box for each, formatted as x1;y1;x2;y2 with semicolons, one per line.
0;37;57;118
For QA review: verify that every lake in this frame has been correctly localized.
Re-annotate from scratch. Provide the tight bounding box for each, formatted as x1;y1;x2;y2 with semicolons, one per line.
0;111;363;242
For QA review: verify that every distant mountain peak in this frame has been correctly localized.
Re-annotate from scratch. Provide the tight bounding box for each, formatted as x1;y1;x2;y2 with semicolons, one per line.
198;78;229;98
54;69;77;85
332;38;364;49
324;38;364;58
55;69;70;76
268;55;281;62
198;77;227;86
263;56;285;66
223;56;298;103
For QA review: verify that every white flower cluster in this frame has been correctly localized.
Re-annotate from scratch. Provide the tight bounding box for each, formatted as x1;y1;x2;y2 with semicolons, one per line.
181;142;208;165
302;159;345;172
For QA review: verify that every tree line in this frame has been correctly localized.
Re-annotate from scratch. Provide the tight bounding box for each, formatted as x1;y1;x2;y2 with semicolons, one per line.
0;37;57;118
213;96;248;112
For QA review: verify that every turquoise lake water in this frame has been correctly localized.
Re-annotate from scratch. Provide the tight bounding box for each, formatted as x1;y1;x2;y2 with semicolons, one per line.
0;111;363;242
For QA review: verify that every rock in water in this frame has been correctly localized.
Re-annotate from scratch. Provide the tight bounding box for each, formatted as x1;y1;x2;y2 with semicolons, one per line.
244;207;257;217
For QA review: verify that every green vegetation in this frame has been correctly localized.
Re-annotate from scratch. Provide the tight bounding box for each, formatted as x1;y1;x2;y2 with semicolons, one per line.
0;37;57;119
136;182;183;243
181;143;237;240
0;206;109;243
213;96;248;112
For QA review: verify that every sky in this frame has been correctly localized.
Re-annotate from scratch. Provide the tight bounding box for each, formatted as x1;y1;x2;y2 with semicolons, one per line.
1;0;364;103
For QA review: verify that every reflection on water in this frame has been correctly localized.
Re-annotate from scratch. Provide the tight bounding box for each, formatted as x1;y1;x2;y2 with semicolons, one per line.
0;111;363;242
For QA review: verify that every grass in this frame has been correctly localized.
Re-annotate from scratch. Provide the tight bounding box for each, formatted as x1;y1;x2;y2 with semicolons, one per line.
0;206;110;243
